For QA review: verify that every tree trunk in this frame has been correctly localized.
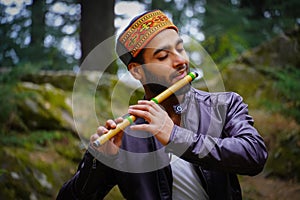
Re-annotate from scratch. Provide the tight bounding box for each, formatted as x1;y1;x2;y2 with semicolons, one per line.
80;0;116;73
30;0;46;63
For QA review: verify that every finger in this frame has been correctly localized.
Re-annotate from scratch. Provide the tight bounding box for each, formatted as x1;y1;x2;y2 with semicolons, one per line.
138;100;163;112
128;103;158;114
128;108;153;122
138;100;159;107
90;133;100;142
130;123;150;132
115;117;124;124
129;104;150;110
96;126;108;135
105;119;117;129
113;131;124;147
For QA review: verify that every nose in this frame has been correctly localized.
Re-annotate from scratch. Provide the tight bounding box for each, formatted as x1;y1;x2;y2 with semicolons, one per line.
171;51;187;68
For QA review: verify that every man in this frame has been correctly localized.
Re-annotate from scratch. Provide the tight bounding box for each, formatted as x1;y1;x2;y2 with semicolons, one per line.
57;10;267;200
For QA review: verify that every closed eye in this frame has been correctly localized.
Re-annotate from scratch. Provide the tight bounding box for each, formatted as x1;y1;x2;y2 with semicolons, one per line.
158;54;168;61
177;47;185;53
156;51;169;61
176;40;185;53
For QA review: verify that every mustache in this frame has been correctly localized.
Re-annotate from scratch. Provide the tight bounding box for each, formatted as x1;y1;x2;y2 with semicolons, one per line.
170;64;189;79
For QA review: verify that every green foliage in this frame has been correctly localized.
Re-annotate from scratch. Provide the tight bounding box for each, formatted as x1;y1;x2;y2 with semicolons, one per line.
0;63;40;84
202;0;299;64
0;64;40;131
267;129;300;181
262;66;300;123
0;130;65;149
202;32;247;65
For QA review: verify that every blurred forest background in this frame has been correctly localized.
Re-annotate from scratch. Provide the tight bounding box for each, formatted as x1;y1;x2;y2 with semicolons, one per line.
0;0;300;199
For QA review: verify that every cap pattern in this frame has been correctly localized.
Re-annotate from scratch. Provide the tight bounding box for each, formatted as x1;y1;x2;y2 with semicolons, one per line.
118;10;178;58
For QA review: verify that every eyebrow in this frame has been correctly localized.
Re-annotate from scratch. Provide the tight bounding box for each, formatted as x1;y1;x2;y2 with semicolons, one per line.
153;38;184;56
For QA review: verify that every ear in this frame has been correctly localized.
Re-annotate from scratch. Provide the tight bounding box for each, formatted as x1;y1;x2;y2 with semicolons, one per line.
128;62;144;81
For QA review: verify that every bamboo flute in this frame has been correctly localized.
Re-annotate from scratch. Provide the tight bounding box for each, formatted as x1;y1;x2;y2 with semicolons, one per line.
93;72;198;147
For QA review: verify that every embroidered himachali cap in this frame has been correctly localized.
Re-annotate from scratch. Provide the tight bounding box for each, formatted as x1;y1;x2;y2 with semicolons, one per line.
116;9;178;66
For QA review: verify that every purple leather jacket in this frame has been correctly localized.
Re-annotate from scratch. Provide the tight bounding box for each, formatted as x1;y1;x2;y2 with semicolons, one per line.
57;88;268;200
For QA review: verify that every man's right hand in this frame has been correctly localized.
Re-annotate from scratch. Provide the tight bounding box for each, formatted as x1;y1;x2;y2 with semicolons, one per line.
90;117;124;155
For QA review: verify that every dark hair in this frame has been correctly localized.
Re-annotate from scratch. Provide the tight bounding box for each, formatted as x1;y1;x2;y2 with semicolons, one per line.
130;48;145;65
116;41;145;67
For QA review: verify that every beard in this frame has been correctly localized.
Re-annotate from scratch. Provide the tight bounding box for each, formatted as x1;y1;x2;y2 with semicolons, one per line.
142;65;191;97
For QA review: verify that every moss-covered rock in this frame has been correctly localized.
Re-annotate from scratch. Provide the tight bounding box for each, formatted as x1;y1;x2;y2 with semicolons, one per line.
0;132;83;200
237;28;300;69
222;63;275;108
21;70;77;91
15;82;75;133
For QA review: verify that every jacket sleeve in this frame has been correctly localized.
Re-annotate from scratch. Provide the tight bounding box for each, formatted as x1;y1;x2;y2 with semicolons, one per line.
56;147;117;199
166;92;268;176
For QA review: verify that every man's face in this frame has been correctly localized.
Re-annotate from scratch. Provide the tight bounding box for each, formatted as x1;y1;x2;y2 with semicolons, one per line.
141;29;190;94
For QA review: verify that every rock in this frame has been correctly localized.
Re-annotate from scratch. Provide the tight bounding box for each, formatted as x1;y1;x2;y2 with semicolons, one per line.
33;169;52;190
15;82;75;133
0;146;81;200
237;27;300;68
10;71;144;136
21;70;77;91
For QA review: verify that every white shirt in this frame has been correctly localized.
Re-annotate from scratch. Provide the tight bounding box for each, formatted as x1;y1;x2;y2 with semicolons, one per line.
171;154;209;200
